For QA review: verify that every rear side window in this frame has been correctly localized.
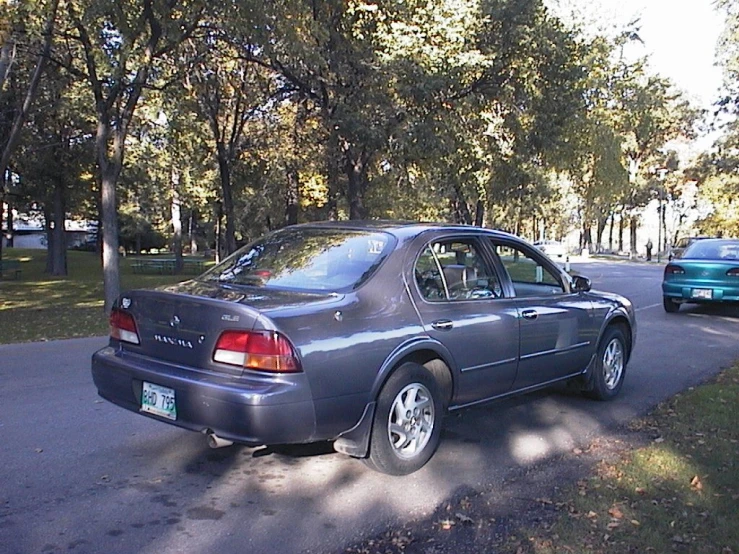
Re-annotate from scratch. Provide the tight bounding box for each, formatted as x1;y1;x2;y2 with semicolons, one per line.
415;239;502;301
684;240;739;260
201;228;395;291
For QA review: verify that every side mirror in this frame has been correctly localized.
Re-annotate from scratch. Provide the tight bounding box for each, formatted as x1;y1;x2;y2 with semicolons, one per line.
571;274;591;293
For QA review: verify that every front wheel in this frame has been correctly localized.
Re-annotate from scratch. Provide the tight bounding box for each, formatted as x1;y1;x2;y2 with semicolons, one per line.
663;296;680;313
585;327;627;401
363;363;443;475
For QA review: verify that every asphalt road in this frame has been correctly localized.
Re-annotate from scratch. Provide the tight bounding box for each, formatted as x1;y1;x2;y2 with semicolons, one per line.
2;260;738;554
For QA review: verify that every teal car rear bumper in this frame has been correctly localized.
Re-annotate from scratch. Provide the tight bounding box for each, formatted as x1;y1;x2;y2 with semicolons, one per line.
662;281;739;302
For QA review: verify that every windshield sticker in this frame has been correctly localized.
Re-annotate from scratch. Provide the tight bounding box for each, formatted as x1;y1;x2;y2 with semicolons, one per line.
368;240;385;255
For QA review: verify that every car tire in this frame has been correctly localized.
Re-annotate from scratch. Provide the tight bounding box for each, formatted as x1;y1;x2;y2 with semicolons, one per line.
585;326;627;401
363;362;443;475
663;296;680;313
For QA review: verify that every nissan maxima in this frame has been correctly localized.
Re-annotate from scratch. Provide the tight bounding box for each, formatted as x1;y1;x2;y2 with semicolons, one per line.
92;221;636;475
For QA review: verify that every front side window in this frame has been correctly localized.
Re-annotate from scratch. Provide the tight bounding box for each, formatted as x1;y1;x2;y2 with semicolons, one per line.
200;227;395;291
491;241;565;296
415;239;502;301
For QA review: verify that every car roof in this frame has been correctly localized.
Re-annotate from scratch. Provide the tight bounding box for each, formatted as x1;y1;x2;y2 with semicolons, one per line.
288;220;521;242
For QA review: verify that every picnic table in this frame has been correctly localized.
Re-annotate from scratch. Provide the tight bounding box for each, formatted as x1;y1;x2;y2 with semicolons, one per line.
130;258;208;275
0;259;22;280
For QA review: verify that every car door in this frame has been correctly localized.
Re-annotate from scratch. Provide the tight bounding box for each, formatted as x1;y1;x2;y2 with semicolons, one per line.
410;235;520;406
485;238;595;390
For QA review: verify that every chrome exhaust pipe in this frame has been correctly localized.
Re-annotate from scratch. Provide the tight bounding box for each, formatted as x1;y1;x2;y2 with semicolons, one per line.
207;432;234;449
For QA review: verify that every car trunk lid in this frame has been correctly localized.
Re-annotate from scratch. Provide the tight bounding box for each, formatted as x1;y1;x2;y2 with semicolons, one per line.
116;283;340;370
671;260;739;282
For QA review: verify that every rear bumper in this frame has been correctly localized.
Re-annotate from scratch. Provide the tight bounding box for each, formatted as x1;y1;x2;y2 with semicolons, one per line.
91;346;317;445
662;282;739;302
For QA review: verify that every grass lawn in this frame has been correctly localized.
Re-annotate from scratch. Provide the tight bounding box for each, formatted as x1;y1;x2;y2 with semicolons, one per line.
0;249;208;344
512;364;739;554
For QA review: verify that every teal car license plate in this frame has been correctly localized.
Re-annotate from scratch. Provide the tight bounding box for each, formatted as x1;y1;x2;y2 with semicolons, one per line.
691;288;713;299
141;382;177;420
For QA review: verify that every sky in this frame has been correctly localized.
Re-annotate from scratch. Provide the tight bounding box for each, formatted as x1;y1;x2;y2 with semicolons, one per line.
623;0;725;110
548;0;726;112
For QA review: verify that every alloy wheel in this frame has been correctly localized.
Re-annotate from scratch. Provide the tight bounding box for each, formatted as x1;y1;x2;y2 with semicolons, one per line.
602;338;624;390
387;383;435;459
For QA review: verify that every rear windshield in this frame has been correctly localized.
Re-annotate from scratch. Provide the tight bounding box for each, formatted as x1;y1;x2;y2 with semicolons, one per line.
199;227;395;291
683;240;739;260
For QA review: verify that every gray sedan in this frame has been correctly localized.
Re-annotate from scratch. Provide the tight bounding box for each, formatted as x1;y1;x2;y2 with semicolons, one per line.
92;221;636;475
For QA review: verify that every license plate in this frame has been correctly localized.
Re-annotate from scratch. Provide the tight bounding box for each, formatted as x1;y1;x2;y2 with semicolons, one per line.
691;288;713;299
141;382;177;420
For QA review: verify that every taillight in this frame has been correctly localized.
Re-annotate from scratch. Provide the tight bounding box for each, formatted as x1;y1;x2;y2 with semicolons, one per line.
727;268;739;277
110;308;140;345
664;264;685;276
213;330;301;373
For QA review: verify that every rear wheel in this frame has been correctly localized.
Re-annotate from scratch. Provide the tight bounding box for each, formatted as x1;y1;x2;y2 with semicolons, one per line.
363;362;443;475
663;296;680;313
585;327;627;401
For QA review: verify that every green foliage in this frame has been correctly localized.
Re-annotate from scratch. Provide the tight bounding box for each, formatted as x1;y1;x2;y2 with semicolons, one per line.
690;1;739;237
1;0;711;280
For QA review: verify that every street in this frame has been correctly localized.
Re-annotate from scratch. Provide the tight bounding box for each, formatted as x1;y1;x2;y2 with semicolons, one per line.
2;260;739;554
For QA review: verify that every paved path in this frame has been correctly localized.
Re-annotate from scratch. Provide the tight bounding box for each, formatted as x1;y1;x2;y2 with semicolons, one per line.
1;261;738;554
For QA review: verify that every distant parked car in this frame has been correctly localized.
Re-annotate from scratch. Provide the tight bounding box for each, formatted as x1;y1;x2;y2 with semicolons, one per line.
534;240;567;258
92;221;636;475
669;236;714;260
662;238;739;312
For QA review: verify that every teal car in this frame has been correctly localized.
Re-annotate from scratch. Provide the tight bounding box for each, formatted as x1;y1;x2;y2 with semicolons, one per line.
662;238;739;312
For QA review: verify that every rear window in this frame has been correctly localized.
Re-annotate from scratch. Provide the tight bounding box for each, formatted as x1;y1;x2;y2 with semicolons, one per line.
683;240;739;260
200;227;395;291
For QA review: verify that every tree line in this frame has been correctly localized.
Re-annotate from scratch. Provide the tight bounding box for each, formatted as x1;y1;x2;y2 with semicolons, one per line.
1;0;731;312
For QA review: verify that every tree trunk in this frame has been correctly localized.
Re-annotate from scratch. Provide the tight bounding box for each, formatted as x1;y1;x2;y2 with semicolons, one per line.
629;216;638;255
0;171;6;262
452;184;473;225
214;201;222;263
582;224;592;251
6;193;14;247
44;206;54;273
170;167;183;273
189;210;198;254
100;159;121;313
345;147;368;220
595;217;607;253
474;199;485;227
285;168;299;226
608;213;615;252
48;176;67;276
618;214;624;252
215;144;237;254
322;119;341;220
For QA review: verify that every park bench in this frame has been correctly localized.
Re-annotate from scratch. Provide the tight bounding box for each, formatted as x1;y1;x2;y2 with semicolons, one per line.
130;258;207;275
0;259;22;280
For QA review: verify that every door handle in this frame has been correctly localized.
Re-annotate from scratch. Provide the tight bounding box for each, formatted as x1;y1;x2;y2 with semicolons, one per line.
521;309;538;320
431;319;454;331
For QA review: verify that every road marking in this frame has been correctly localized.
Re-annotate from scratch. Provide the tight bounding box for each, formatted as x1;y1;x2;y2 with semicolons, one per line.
636;303;662;312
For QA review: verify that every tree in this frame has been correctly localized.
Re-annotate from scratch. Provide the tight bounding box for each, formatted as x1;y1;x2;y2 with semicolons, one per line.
63;0;204;312
1;0;60;263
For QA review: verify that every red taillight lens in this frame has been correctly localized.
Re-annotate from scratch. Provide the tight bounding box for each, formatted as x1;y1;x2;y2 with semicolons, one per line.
213;330;301;373
110;309;140;345
727;268;739;277
664;264;685;276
